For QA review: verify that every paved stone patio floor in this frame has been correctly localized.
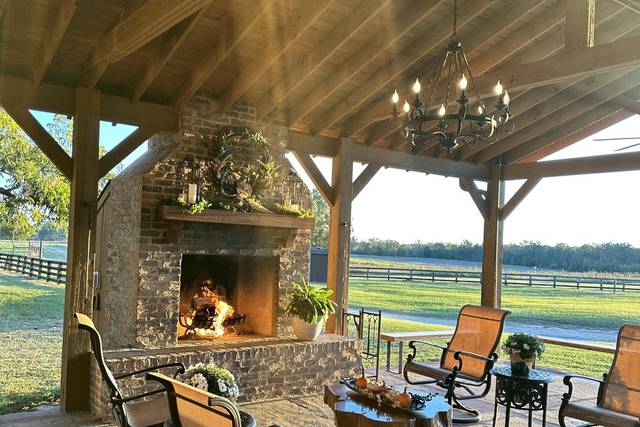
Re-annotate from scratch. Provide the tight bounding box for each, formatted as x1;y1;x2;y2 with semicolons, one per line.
0;366;600;426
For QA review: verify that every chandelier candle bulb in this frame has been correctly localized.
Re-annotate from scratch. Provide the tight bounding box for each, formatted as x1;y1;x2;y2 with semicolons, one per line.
438;104;446;117
392;90;399;104
503;90;510;106
403;100;411;114
458;74;468;95
413;78;421;94
495;80;503;95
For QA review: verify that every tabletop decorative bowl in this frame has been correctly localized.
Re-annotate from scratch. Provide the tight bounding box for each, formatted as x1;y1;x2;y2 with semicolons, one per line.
341;377;434;410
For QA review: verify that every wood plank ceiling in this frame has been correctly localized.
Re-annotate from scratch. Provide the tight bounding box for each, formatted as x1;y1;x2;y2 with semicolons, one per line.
1;0;639;167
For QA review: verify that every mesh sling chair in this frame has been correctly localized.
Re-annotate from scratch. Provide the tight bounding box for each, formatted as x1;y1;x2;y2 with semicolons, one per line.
403;305;510;423
146;373;281;427
75;313;186;427
559;324;640;427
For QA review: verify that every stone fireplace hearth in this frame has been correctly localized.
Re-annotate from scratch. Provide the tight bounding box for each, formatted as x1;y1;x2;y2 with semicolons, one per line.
89;96;360;421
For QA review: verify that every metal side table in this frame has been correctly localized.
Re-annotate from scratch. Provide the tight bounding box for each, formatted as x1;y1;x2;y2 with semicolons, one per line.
490;366;554;427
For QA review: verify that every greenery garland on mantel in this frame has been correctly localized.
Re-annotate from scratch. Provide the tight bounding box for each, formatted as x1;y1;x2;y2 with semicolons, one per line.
162;128;312;218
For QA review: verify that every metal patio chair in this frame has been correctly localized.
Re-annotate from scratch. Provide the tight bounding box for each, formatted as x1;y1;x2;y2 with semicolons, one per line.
559;323;640;427
403;304;510;423
343;307;382;380
75;312;185;427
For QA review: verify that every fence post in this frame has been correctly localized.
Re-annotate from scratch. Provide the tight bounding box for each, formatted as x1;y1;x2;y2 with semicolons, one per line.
366;268;369;280
503;273;508;286
455;272;458;283
553;276;557;288
387;268;390;281
409;269;413;281
528;274;532;286
577;278;580;289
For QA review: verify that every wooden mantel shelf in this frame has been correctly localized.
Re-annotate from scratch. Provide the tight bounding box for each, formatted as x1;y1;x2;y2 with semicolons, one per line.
160;205;315;230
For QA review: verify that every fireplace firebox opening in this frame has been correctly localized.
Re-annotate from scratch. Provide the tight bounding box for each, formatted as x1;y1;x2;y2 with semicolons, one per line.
179;254;279;340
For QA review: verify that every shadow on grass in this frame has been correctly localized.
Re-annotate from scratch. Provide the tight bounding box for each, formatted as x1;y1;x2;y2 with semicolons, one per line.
0;391;59;415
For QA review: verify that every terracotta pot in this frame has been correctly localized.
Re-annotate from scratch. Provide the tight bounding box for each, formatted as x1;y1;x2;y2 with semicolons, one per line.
510;353;534;376
291;316;325;341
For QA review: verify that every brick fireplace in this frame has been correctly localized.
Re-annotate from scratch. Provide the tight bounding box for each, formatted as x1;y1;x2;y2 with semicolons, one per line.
90;96;360;420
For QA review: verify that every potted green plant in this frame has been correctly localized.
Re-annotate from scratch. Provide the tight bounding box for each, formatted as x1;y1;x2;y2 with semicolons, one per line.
284;280;336;340
502;333;546;376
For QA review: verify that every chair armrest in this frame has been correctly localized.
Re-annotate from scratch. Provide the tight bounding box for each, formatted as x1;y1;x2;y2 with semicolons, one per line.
114;362;185;379
562;374;605;402
452;350;498;375
112;388;166;404
406;340;447;364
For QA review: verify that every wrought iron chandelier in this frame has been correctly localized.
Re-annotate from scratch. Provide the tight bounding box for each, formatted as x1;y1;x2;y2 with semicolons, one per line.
391;0;513;152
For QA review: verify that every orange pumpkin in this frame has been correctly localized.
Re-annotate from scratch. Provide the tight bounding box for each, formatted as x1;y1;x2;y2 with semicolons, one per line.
396;387;412;408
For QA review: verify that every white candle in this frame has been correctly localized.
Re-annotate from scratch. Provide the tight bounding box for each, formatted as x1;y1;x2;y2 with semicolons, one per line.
187;184;197;204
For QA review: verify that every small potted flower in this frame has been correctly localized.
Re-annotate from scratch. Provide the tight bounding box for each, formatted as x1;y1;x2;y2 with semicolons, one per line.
284;280;336;340
181;360;240;400
502;333;546;376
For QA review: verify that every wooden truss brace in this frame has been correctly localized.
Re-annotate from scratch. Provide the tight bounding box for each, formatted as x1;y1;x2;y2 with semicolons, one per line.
460;177;542;221
291;151;380;206
98;126;158;177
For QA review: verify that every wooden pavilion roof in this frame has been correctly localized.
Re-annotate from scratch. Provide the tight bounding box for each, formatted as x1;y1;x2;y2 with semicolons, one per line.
1;0;640;170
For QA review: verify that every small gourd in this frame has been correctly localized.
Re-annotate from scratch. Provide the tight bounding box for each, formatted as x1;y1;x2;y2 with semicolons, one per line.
396;387;412;408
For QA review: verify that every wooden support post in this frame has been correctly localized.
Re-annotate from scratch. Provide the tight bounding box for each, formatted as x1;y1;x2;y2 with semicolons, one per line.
326;137;353;334
481;162;505;308
60;87;101;411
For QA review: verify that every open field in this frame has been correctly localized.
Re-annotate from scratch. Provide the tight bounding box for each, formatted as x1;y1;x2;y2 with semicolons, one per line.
349;278;640;332
0;272;63;414
0;241;67;262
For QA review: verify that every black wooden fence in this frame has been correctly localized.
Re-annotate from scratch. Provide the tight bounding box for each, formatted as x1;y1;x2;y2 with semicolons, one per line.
0;253;67;284
349;265;640;292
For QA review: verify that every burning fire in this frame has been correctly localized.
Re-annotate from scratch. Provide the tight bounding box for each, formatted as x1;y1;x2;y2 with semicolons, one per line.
179;281;245;339
194;299;235;337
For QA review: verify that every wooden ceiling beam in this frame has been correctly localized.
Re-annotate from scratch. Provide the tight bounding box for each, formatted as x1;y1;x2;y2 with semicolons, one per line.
361;2;563;146
501;103;628;164
503;150;640;179
316;0;539;136
564;0;596;51
611;94;640;114
173;0;274;109
501;178;541;220
473;68;640;164
217;1;332;112
286;0;447;127
513;108;633;163
349;31;640;134
291;151;335;206
98;126;158;177
0;75;178;131
287;131;489;179
255;0;390;121
611;0;640;15
2;104;73;179
130;9;206;102
0;1;6;20
352;164;381;201
459;178;488;220
32;0;78;85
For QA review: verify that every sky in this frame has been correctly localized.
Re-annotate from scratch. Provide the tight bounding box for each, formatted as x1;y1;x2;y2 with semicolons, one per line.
30;111;640;247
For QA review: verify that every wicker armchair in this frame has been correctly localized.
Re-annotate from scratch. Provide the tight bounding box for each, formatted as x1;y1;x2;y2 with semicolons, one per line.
75;313;185;427
403;304;510;423
559;324;640;427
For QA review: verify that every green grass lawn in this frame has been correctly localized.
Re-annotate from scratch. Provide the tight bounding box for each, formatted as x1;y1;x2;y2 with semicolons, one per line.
358;318;613;378
349;278;640;330
0;272;63;414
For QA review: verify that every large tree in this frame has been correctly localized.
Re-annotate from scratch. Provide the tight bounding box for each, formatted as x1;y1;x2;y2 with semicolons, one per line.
0;110;70;239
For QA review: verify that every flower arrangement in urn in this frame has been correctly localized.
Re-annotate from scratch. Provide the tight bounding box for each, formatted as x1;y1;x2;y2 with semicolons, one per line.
181;360;240;400
502;333;546;376
284;280;336;340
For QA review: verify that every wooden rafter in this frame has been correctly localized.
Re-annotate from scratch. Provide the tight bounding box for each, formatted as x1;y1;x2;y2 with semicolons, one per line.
352;164;381;201
611;0;640;15
288;131;489;179
32;0;78;85
83;0;211;88
0;75;178;131
173;0;274;109
287;0;447;127
503;151;640;179
348;31;640;134
217;1;332;112
255;0;390;120
564;0;596;50
130;8;206;102
362;1;562;147
504;104;631;163
2;104;73;179
611;93;640;114
0;0;6;20
291;151;335;206
460;177;488;220
98;126;158;177
501;178;541;219
474;69;640;164
316;0;537;136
